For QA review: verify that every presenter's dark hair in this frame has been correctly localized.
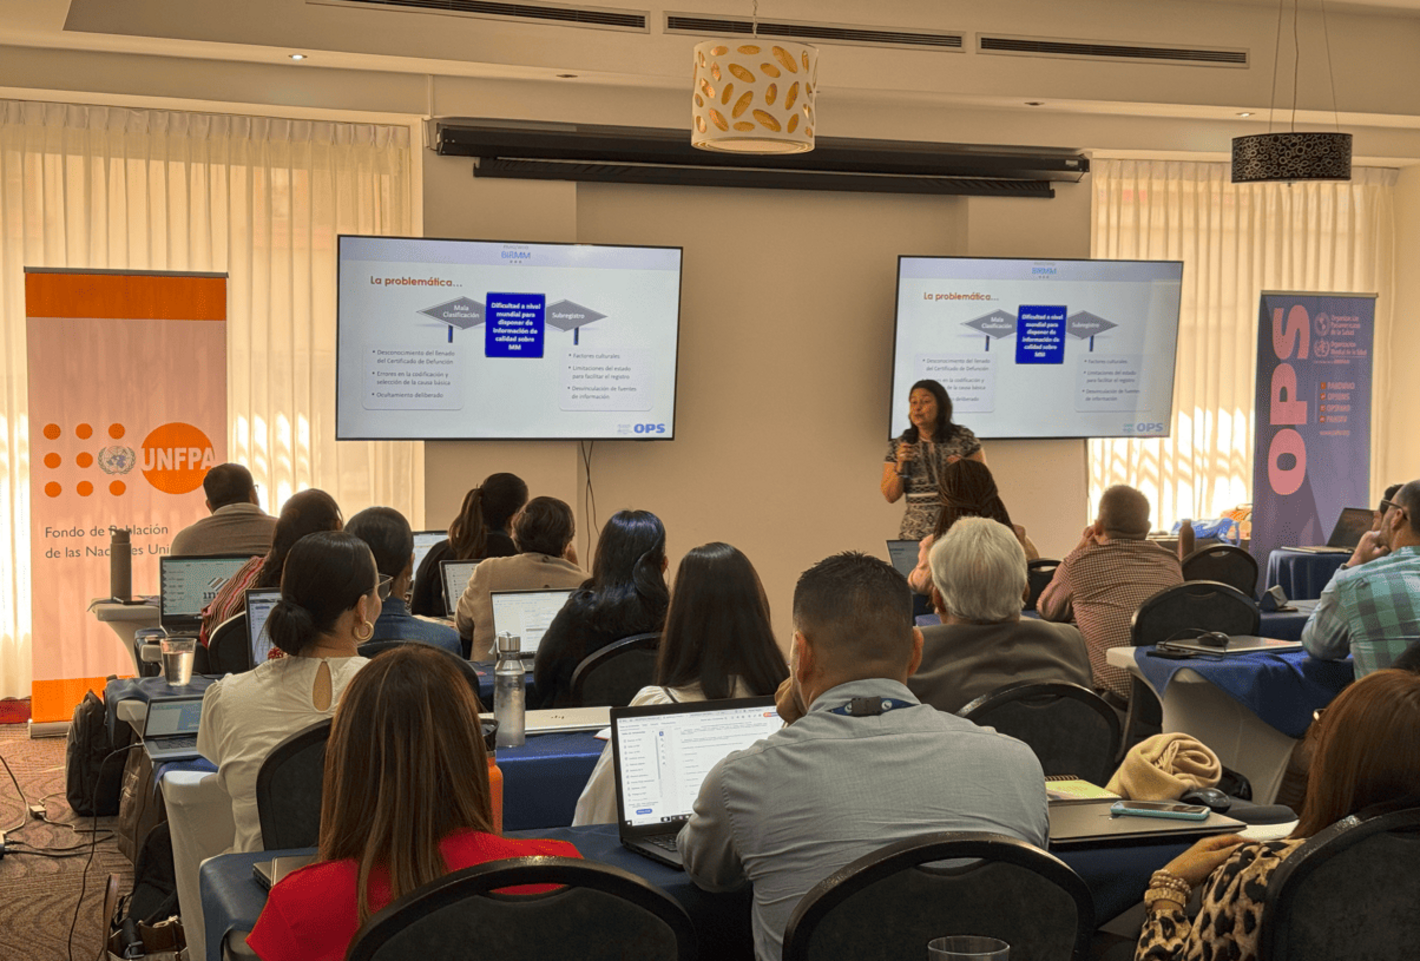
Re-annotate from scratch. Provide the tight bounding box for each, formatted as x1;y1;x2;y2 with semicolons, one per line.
657;543;788;699
794;552;914;666
345;506;414;579
902;379;956;444
931;460;1014;539
254;489;343;590
449;473;529;560
584;510;669;636
513;496;576;557
1397;480;1420;536
203;463;257;510
266;531;377;656
319;644;494;925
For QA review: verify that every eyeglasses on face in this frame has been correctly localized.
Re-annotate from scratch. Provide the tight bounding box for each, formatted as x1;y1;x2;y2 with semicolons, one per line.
375;575;393;601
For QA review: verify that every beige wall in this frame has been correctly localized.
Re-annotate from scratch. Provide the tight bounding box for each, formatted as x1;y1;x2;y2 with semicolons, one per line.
421;151;1092;640
1387;167;1420;486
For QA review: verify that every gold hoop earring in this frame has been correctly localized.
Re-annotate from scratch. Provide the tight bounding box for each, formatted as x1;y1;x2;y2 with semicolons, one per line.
354;621;374;642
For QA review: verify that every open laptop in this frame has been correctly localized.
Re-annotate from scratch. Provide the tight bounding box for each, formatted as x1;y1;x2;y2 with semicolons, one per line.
141;695;206;762
1156;634;1303;656
440;559;481;618
886;539;919;580
489;588;574;659
245;588;281;664
411;530;443;579
1048;798;1246;850
158;554;254;634
1287;507;1373;554
612;697;781;869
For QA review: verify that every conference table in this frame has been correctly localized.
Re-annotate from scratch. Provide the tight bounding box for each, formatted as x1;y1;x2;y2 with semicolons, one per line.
1107;645;1353;803
1264;549;1347;601
199;822;1204;961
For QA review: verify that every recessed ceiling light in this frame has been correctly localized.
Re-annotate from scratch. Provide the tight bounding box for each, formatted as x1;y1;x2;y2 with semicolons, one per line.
1024;101;1045;107
1237;111;1254;117
556;73;578;79
289;53;307;61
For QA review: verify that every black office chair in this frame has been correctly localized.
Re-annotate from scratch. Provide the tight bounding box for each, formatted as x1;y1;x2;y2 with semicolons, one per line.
959;681;1122;786
1025;559;1060;612
568;632;661;708
1121;580;1262;751
346;856;697;961
255;718;332;850
782;832;1093;961
207;612;254;674
1260;806;1420;960
1181;544;1260;598
357;639;487;708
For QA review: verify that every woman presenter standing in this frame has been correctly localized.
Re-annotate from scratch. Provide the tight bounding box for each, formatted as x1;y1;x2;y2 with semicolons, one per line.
881;379;986;540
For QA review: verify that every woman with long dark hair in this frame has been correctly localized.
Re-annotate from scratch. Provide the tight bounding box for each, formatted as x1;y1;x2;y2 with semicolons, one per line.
197;530;377;853
409;472;529;617
572;542;789;824
246;645;580;961
532;509;670;709
199;488;343;645
905;459;1038;594
880;379;986;540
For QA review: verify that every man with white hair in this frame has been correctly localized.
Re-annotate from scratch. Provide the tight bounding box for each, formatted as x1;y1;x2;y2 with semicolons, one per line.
909;517;1092;713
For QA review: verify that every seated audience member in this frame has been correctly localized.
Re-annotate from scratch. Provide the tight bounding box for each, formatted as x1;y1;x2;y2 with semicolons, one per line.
1133;668;1420;961
198;489;343;646
197;531;375;853
455;496;587;660
1037;484;1183;700
246;644;581;961
908;517;1092;713
1372;482;1403;531
345;506;460;654
1304;479;1420;678
572;542;789;825
170;463;278;557
679;552;1048;961
906;459;1039;594
411;472;529;617
532;510;670;709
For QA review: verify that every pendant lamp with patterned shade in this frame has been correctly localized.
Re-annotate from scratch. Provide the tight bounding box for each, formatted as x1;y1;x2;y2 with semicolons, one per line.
692;38;819;154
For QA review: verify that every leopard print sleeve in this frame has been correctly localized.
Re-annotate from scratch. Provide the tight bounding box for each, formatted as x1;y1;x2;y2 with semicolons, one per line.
1134;839;1304;961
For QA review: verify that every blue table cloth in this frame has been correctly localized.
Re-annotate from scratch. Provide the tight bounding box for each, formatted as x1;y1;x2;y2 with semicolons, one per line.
495;730;604;832
199;823;1190;961
1265;550;1347;601
1133;648;1352;738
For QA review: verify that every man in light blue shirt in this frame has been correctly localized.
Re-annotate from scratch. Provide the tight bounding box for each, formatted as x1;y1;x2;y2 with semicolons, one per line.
678;552;1048;961
1302;479;1420;677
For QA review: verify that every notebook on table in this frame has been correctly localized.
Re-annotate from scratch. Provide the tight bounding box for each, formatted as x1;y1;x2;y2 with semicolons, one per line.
1048;798;1246;850
1156;635;1303;656
141;695;206;762
886;539;920;580
480;706;611;734
1286;507;1373;554
244;588;280;664
612;697;781;869
158;554;254;634
489;588;574;659
440;559;481;619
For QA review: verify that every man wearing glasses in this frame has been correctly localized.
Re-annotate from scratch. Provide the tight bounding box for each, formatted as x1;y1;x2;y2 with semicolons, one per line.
1302;479;1420;677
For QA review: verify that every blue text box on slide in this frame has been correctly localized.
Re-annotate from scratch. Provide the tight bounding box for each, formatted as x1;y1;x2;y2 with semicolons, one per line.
486;293;546;358
1015;306;1066;364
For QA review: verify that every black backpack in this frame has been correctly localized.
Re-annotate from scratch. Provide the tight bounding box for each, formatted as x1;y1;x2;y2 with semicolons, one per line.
64;684;129;817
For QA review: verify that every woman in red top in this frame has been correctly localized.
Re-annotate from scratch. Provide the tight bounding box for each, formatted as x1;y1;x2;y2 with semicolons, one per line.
246;644;581;961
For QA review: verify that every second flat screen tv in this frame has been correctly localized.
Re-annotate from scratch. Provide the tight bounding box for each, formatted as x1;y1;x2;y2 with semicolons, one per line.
337;236;683;440
891;256;1184;440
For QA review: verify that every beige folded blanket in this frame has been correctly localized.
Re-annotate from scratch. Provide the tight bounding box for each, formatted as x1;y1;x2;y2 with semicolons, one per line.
1107;733;1222;800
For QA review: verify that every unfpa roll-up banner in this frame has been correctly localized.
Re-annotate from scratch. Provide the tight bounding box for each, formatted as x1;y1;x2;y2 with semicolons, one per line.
1251;291;1375;569
25;269;227;721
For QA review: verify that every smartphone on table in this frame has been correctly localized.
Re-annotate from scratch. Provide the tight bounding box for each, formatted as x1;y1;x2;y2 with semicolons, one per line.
1109;800;1210;821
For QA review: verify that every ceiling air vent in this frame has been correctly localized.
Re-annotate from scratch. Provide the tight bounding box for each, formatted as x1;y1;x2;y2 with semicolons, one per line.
666;14;963;51
313;0;648;31
979;34;1247;67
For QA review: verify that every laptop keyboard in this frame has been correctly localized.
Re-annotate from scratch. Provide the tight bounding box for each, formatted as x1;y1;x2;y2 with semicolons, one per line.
151;735;198;751
645;835;680;853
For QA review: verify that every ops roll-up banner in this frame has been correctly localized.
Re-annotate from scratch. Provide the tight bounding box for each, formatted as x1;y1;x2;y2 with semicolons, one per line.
1251;291;1375;569
25;269;227;723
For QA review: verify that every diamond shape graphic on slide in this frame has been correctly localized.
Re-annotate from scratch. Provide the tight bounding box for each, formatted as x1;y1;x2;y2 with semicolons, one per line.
420;297;485;329
1066;312;1119;339
544;300;608;332
962;310;1017;338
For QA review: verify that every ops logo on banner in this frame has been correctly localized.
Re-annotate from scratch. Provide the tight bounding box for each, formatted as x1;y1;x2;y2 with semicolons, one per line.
40;420;216;498
1266;305;1310;496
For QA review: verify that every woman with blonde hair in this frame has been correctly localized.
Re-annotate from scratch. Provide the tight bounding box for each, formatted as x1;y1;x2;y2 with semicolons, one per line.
246;644;581;960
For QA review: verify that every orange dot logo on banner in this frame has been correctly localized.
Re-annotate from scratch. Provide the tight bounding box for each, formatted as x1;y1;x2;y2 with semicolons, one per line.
140;423;216;495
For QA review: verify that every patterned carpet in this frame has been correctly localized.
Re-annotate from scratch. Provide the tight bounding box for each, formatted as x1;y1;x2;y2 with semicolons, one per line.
0;724;133;961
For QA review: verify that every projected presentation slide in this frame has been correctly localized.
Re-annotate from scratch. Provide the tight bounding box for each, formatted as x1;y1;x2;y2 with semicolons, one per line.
337;236;683;440
891;257;1183;440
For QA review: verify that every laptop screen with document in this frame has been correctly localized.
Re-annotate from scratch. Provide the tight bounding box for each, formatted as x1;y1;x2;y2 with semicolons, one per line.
159;555;253;630
489;589;574;656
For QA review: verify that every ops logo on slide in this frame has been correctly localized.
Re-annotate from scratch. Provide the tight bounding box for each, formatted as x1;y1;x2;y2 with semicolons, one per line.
1121;422;1166;435
633;423;667;435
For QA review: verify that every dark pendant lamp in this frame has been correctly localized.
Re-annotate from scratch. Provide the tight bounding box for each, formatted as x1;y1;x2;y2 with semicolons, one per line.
1232;0;1351;184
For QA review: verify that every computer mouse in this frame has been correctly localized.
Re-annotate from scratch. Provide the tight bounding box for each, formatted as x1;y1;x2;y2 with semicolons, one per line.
1197;631;1231;648
1179;787;1232;813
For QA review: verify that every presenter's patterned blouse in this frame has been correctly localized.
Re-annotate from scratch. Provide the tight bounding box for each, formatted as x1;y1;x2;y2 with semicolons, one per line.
885;426;982;540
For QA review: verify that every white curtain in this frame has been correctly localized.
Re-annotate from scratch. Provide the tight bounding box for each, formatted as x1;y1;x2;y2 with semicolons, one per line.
1089;159;1395;529
0;100;421;697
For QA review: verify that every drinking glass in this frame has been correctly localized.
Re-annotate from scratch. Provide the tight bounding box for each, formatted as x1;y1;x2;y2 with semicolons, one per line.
927;936;1010;960
160;635;197;686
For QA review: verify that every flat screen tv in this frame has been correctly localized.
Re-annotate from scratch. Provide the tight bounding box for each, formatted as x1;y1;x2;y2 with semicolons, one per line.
891;256;1184;440
337;236;683;440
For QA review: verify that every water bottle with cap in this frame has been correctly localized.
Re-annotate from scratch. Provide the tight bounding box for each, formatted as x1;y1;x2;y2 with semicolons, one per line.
494;631;526;748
